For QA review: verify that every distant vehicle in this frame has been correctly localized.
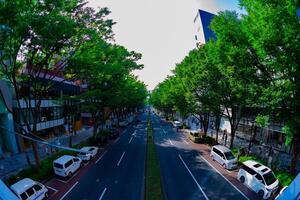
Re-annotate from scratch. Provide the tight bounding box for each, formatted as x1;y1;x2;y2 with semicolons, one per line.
173;121;182;128
275;172;300;200
237;160;279;199
10;178;48;200
53;155;82;178
210;145;237;170
119;120;129;127
77;146;99;162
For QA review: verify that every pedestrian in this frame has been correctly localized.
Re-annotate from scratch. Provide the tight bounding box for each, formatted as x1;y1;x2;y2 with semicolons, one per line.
224;129;228;146
45;146;49;156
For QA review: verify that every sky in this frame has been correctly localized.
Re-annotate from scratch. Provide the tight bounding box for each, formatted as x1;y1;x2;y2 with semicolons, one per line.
88;0;240;90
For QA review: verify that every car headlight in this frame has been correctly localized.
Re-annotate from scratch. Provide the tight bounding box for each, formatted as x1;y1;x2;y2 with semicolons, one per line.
266;188;272;192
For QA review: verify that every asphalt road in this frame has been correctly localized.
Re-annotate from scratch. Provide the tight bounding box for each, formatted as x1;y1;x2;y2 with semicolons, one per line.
151;113;249;200
61;113;147;200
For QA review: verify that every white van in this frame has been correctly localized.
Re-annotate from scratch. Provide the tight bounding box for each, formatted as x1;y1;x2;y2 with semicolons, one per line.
53;155;82;178
10;178;48;200
210;145;237;170
237;160;279;199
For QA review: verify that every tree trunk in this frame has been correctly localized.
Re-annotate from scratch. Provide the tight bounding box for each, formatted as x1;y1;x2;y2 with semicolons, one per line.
215;114;221;145
31;141;40;167
290;134;300;175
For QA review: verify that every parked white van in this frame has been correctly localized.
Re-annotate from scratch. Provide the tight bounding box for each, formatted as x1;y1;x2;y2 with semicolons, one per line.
10;178;48;200
237;160;279;199
53;155;82;178
210;145;237;170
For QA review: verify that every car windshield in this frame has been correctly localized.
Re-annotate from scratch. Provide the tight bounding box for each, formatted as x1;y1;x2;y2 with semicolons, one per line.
53;163;63;169
263;172;277;185
78;152;86;155
224;151;235;160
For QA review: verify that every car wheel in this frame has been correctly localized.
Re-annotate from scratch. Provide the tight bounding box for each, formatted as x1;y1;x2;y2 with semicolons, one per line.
44;192;49;199
211;155;214;161
258;190;264;198
80;162;84;167
222;163;226;169
68;172;73;178
240;176;245;183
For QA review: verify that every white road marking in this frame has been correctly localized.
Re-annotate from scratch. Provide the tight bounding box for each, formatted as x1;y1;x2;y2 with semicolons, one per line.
184;140;189;145
59;181;78;200
114;137;120;144
169;139;174;145
163;130;166;134
129;137;133;144
47;186;58;192
99;188;107;200
197;153;250;200
55;171;79;184
117;152;126;166
178;154;209;200
96;150;107;164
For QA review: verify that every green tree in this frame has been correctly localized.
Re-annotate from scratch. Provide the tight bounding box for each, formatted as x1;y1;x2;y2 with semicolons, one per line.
0;0;114;166
241;0;300;174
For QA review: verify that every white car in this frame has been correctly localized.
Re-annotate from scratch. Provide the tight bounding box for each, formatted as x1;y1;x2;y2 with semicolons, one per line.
10;178;48;200
119;120;129;127
174;121;182;128
210;145;238;170
77;146;99;162
237;160;279;199
53;155;82;178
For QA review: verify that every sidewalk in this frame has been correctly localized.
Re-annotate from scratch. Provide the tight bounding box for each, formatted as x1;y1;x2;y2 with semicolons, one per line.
0;126;93;180
183;127;300;172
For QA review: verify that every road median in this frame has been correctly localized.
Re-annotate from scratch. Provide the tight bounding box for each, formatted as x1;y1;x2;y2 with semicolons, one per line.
145;115;164;200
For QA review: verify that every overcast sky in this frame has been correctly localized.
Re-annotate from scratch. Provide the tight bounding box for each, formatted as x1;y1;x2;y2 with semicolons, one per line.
88;0;240;90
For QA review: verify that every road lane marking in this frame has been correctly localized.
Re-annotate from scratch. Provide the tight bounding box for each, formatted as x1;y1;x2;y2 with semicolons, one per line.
178;154;209;200
169;139;174;145
99;188;107;200
117;152;126;166
47;186;58;192
163;130;166;134
96;150;107;164
129;137;133;144
184;140;189;145
59;181;78;200
55;171;79;183
197;153;250;200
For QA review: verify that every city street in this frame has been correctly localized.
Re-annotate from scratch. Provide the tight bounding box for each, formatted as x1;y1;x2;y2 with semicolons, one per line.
46;113;147;200
44;112;260;200
151;113;257;200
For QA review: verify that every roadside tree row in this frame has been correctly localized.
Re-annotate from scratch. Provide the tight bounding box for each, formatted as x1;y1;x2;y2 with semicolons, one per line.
151;0;300;174
0;0;147;166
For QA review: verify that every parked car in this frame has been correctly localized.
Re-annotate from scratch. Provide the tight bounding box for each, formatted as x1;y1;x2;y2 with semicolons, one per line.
189;131;202;143
119;120;129;127
53;155;82;178
10;178;48;200
77;146;99;162
237;160;279;199
173;121;182;128
210;145;237;170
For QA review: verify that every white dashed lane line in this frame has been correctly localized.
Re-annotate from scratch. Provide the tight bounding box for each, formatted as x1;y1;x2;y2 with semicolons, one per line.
117;152;126;166
95;150;107;164
178;154;209;200
59;181;78;200
99;188;107;200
